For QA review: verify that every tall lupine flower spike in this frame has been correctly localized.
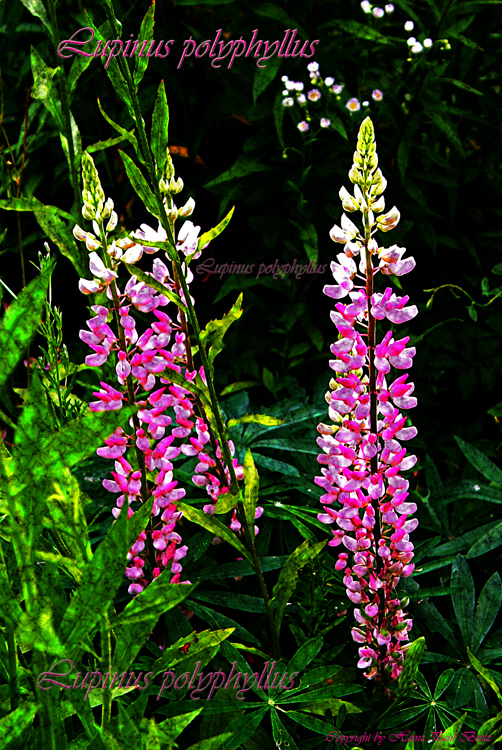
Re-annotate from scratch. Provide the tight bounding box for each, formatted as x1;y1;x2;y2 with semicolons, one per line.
315;117;418;683
76;153;250;594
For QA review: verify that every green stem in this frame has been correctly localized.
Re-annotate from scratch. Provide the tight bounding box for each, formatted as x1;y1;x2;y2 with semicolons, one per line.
6;622;18;711
101;612;112;729
100;0;275;646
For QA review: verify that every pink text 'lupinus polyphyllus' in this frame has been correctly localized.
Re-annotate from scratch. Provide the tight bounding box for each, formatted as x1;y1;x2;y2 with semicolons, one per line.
315;118;418;682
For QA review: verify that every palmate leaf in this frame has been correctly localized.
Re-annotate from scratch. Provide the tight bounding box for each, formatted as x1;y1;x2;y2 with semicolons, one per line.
223;707;269;750
0;258;54;390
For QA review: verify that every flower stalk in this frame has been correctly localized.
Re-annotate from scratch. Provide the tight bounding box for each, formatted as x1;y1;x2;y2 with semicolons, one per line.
316;117;418;682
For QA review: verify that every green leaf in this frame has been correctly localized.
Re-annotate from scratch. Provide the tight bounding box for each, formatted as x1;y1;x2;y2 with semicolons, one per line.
123;263;187;312
151;81;169;172
466;520;502;558
0;196;72;221
271;540;326;639
431;113;465;158
67;36;95;96
176;502;253;565
86;135;130;153
0;702;38;747
59;505;129;652
451;555;475;648
253;53;282;103
434;669;455;700
396;637;427;701
449;667;476;708
190;590;267;613
274;709;334;736
470;710;502;750
243;450;259;533
442;77;483;96
199;293;243;374
111;581;196;674
454;435;502;485
187;734;234;750
120;151;159;218
30;46;58;101
223;707;269;749
152;628;235;675
430;713;467;749
19;0;52;39
270;709;299;750
227;414;284;428
472;572;502;653
286;637;324;678
96;99;140;160
467;647;502;702
133;1;155;87
430;521;499;557
87;18;135;122
34;208;87;278
186;599;261;645
0;258;54;390
191;555;288;582
197;207;235;253
204;159;272;188
252;453;300;477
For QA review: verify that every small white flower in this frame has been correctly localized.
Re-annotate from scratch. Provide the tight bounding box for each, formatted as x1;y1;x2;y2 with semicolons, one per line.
281;75;289;82
324;77;334;86
407;36;416;46
346;98;361;112
363;100;369;106
372;7;384;17
297;94;306;104
332;84;344;94
405;20;414;31
372;89;383;101
308;89;321;101
307;62;319;72
320;118;331;128
424;38;433;47
282;89;289;96
282;97;294;107
361;0;371;12
285;80;296;90
297;121;309;132
385;3;394;11
411;42;423;53
294;82;304;91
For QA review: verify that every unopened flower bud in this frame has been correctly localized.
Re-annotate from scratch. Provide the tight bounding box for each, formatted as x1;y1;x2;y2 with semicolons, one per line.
339;186;359;212
349;166;364;185
82;203;95;220
372;195;385;213
81;152;105;217
376;206;400;232
102;198;114;220
170;177;184;194
178;197;195;217
106;211;118;232
370;169;387;196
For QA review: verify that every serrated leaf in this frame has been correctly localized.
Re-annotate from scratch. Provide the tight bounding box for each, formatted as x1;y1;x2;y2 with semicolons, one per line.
0;259;54;390
151;81;169;172
176;502;252;564
451;555;475;648
472;572;502;653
